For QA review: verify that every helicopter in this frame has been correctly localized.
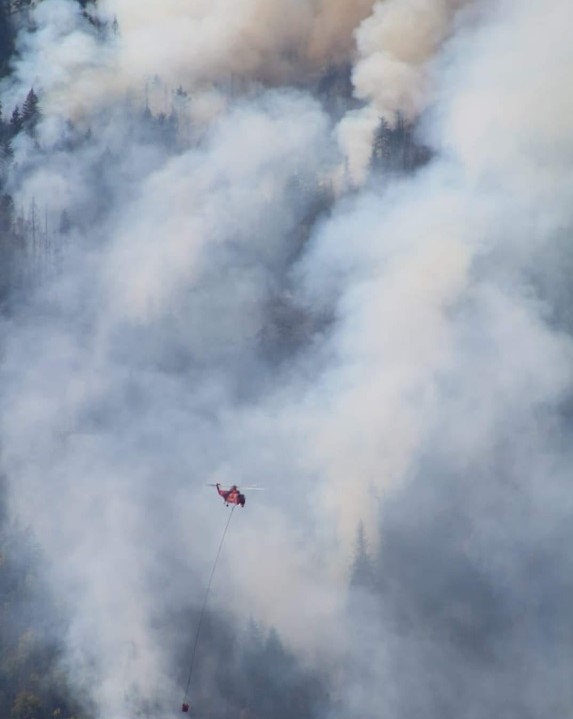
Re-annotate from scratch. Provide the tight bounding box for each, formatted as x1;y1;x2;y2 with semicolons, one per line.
209;483;263;507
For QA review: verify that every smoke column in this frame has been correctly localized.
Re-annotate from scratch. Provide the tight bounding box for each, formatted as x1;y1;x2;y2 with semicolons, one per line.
1;0;573;717
338;0;470;183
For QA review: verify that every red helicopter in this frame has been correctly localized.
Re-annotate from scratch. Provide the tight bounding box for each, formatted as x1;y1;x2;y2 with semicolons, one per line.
209;483;263;508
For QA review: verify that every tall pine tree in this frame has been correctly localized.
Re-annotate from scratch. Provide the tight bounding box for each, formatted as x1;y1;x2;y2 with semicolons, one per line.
21;87;40;134
349;521;375;593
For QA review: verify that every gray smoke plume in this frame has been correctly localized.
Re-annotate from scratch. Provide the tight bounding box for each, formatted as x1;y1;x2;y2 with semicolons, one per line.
338;0;471;183
1;0;573;717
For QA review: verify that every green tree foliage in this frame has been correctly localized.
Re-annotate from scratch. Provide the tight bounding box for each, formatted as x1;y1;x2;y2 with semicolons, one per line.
21;88;40;135
7;1;34;11
371;114;432;175
0;1;15;78
9;105;22;136
11;690;42;719
173;608;330;719
0;192;19;305
0;100;14;167
0;480;91;719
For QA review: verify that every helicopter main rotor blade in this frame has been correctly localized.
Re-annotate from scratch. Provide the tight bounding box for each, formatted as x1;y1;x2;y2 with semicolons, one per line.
206;483;264;490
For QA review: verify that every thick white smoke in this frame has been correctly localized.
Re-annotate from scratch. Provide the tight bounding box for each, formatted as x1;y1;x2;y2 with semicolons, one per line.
338;0;470;184
1;0;573;717
7;0;377;121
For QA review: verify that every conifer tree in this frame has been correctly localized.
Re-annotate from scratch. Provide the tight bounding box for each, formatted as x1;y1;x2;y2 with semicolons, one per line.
0;2;15;77
349;521;374;593
21;88;40;134
9;105;21;136
0;99;6;144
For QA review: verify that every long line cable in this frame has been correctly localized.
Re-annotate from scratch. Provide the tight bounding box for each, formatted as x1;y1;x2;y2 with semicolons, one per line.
182;506;235;706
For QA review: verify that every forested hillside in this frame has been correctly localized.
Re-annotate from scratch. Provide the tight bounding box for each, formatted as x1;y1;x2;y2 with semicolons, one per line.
0;4;424;718
0;477;87;719
1;2;572;719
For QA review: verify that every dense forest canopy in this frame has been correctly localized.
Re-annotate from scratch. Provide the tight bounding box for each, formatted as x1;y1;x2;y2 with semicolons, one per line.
0;1;573;718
